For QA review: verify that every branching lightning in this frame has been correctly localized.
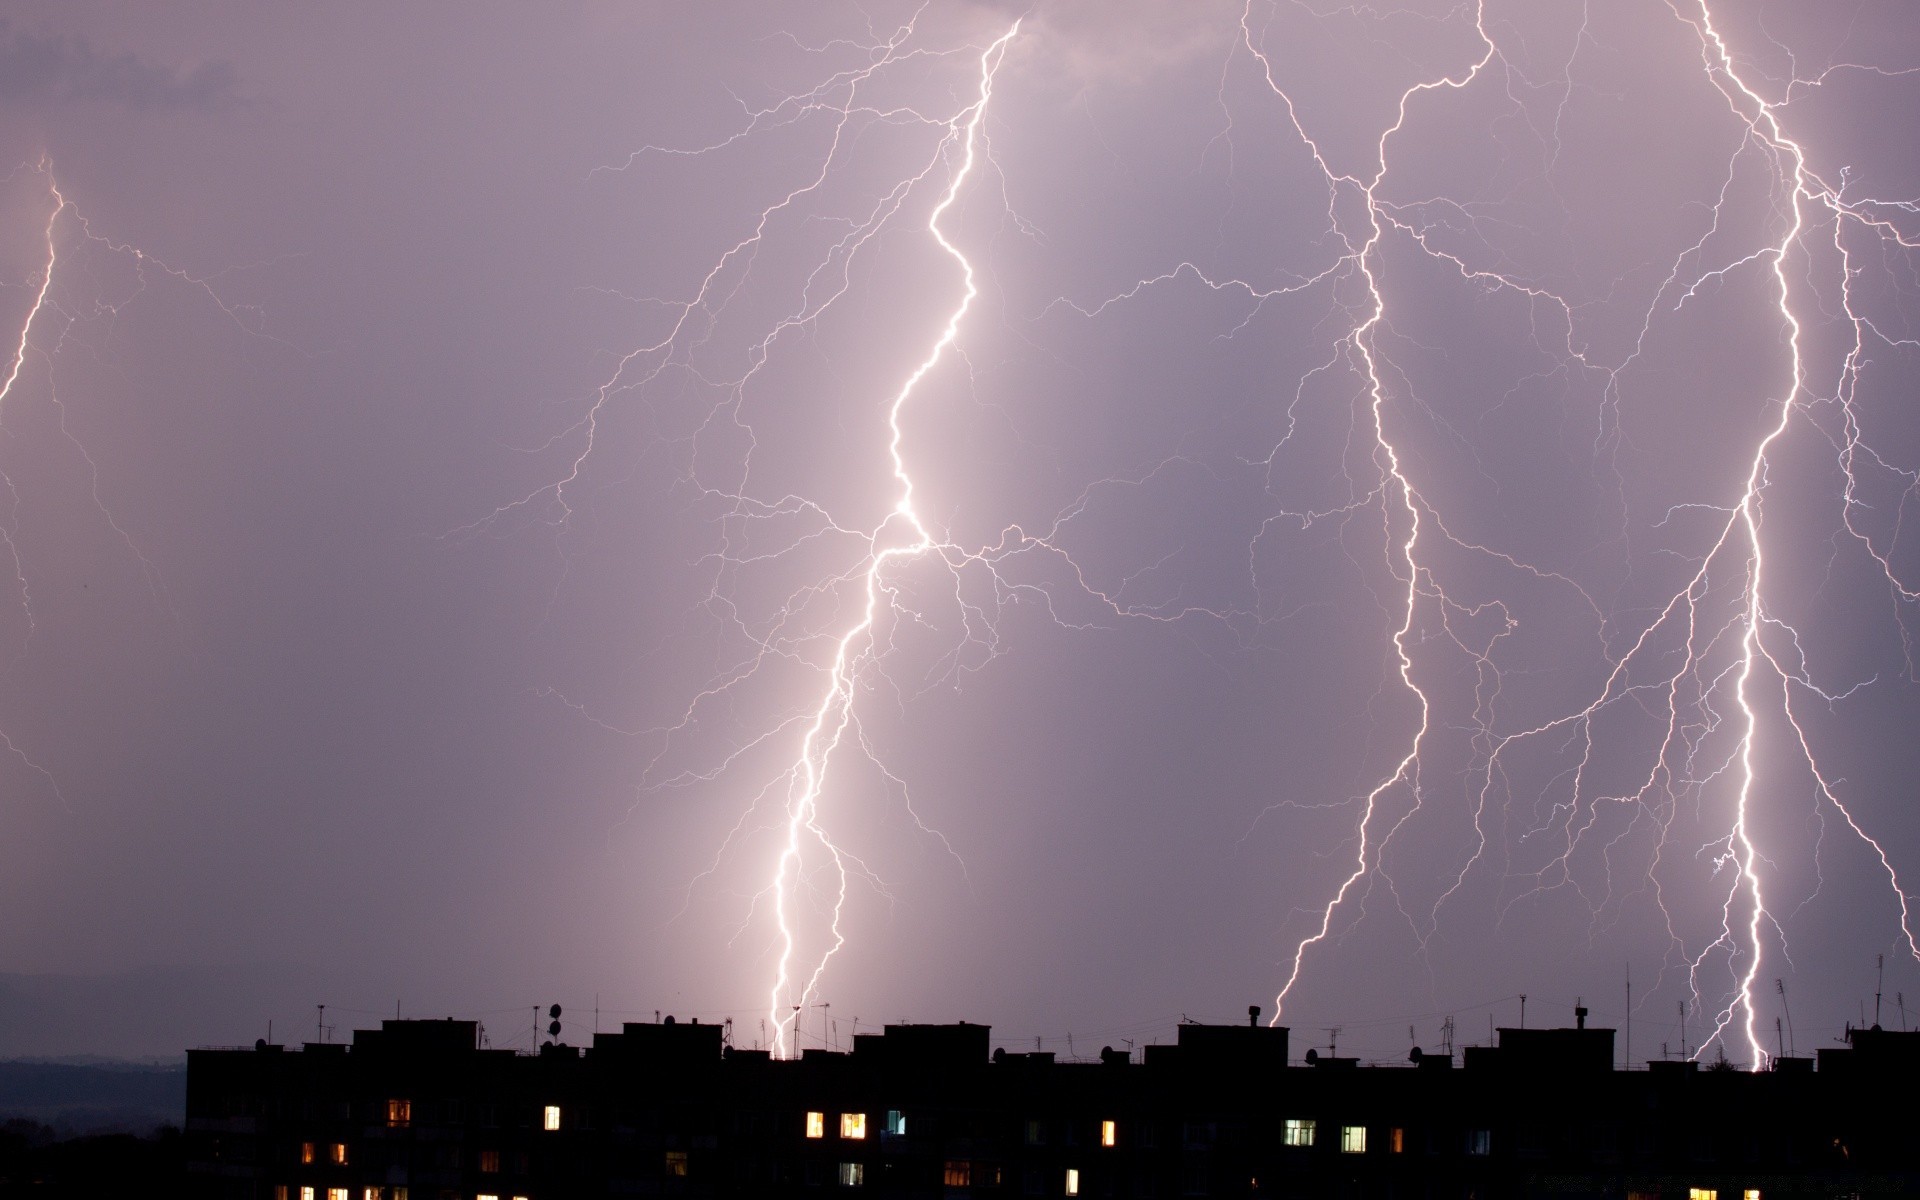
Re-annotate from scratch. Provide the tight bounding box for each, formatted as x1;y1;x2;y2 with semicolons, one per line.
510;1;1920;1061
1;156;254;802
1040;0;1920;1063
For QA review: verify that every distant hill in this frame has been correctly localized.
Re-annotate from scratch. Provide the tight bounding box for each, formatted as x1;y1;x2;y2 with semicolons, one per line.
0;1061;185;1135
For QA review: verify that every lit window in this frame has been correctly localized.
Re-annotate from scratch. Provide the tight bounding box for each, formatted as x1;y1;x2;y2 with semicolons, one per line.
387;1098;411;1128
300;1189;315;1200
543;1105;562;1131
330;1143;348;1165
393;1191;408;1200
276;1189;289;1200
326;1190;348;1200
1341;1125;1366;1154
1284;1119;1316;1147
1687;1191;1718;1200
480;1150;501;1173
841;1111;868;1139
1065;1168;1080;1197
838;1162;865;1187
666;1150;688;1177
806;1111;826;1138
944;1160;971;1187
885;1109;906;1136
1100;1120;1117;1148
478;1195;500;1200
301;1142;316;1165
1025;1119;1045;1146
1389;1127;1404;1154
1743;1192;1761;1200
363;1190;380;1200
1466;1129;1491;1156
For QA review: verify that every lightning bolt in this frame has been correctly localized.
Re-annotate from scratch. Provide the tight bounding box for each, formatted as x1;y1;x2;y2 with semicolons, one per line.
1057;1;1920;1066
761;22;1025;1057
497;2;1918;1063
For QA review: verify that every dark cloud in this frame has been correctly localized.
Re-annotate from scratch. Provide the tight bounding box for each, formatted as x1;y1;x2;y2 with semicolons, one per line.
0;24;240;111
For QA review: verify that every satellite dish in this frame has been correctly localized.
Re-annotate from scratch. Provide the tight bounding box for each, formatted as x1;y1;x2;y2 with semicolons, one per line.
1409;1047;1423;1062
664;1015;675;1025
1305;1048;1319;1064
549;1004;563;1020
548;1020;563;1038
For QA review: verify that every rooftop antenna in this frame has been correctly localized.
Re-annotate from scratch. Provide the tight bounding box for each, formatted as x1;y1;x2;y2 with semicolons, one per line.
1677;1000;1687;1059
1625;964;1632;1070
1775;1017;1784;1062
1326;1027;1341;1057
1899;992;1908;1032
317;1004;326;1045
1776;979;1795;1055
1876;954;1885;1027
1519;994;1527;1029
1439;1016;1455;1057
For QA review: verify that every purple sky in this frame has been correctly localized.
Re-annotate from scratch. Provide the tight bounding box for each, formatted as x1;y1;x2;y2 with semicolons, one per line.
3;1;1919;1065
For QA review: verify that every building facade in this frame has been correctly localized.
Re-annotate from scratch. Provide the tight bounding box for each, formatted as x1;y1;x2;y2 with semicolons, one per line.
185;1014;1918;1199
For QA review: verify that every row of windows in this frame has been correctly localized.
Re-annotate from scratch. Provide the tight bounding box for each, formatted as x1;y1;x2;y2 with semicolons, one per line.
380;1098;563;1131
805;1110;907;1139
803;1112;1488;1157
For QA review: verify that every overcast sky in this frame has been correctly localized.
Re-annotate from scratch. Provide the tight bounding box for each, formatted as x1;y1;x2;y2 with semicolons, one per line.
2;1;1918;1065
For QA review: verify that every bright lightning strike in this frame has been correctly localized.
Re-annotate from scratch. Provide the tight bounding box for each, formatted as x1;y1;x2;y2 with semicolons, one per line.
1059;1;1920;1065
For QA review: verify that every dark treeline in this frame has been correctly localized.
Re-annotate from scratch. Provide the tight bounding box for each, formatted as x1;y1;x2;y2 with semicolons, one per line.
0;1120;185;1198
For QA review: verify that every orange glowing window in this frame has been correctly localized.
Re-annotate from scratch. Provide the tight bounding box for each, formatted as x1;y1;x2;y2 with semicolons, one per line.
386;1098;411;1128
542;1105;561;1132
480;1150;501;1173
1100;1120;1116;1147
806;1111;826;1138
840;1112;868;1139
329;1142;348;1165
300;1141;316;1165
